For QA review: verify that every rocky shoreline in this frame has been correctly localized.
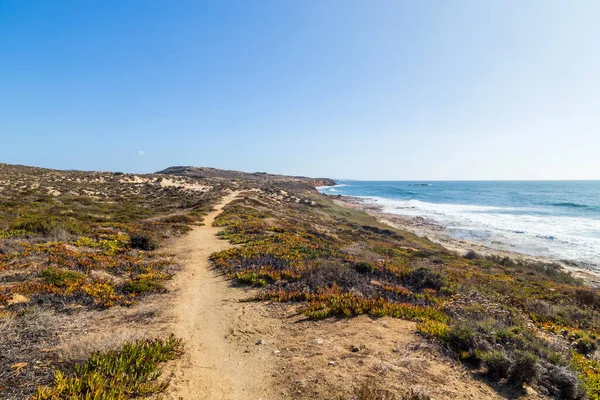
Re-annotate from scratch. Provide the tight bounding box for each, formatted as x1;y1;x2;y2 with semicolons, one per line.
330;194;600;288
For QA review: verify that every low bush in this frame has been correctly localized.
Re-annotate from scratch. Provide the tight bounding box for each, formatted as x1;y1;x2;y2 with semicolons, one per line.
464;250;482;260
445;322;485;359
11;216;89;237
298;285;447;321
573;336;597;356
40;267;86;287
526;299;555;322
485;255;582;286
301;261;371;294
34;335;182;399
479;350;511;380
574;287;600;308
162;214;194;224
13;217;58;236
508;351;538;386
130;231;160;251
539;362;581;400
404;267;446;291
354;261;374;274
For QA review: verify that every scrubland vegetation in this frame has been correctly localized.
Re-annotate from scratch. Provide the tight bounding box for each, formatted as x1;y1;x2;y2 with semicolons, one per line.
211;188;600;399
0;163;224;398
3;162;600;399
34;335;182;400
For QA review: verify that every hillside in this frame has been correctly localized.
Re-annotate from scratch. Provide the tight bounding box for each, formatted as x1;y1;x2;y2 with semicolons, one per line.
157;165;336;187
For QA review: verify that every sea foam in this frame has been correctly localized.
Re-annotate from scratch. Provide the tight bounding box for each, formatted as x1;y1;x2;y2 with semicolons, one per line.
365;196;600;266
318;180;600;268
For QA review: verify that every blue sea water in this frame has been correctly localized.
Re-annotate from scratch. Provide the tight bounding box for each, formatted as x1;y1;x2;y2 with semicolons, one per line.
318;181;600;268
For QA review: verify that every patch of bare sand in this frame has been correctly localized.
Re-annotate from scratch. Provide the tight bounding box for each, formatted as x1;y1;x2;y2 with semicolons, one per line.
266;310;543;400
120;176;149;184
159;177;208;192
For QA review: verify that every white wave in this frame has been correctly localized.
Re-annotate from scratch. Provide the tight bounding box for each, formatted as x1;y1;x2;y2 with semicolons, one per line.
316;183;348;193
359;196;600;266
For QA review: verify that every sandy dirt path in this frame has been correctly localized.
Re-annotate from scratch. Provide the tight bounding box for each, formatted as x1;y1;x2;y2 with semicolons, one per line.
164;192;279;400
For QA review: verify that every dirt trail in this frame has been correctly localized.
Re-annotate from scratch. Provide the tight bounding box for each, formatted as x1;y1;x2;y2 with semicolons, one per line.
164;192;279;400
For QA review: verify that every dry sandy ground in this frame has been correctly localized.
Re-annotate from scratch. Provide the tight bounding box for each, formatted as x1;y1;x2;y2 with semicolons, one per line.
269;312;535;400
163;192;282;400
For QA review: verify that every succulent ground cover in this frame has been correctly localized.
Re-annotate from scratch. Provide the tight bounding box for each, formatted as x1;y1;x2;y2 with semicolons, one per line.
0;164;226;398
211;188;600;399
33;335;183;400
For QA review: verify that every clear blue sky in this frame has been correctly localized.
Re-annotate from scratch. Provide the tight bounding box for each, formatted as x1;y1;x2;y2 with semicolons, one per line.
1;1;598;180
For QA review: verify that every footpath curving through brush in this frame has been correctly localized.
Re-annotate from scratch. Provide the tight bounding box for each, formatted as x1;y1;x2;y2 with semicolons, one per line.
164;191;280;400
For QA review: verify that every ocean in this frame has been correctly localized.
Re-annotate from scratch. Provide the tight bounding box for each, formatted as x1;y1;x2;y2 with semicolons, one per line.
318;180;600;269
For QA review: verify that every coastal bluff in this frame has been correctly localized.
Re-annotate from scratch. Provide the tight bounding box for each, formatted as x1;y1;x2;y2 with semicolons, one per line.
156;165;336;188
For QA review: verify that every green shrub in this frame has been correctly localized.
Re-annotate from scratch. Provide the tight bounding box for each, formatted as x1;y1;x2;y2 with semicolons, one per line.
11;216;90;236
485;255;582;285
526;299;555;323
508;351;538;386
40;267;86;287
464;250;482;260
574;288;600;308
446;322;478;355
416;320;450;342
0;229;30;239
162;214;194;224
168;223;193;236
13;216;58;236
404;267;446;291
573;336;597;356
62;219;91;235
130;231;160;251
480;350;511;380
354;261;374;274
34;335;182;399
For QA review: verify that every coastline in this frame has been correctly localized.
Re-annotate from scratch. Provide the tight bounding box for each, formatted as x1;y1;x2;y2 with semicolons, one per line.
330;194;600;288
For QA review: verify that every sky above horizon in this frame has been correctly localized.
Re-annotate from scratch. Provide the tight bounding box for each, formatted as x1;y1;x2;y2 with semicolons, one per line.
1;1;599;180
